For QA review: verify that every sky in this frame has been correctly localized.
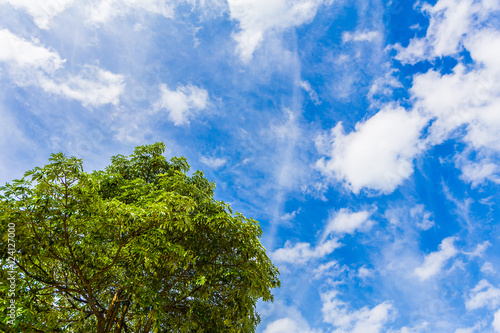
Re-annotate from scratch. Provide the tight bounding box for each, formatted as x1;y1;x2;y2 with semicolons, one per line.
0;0;500;332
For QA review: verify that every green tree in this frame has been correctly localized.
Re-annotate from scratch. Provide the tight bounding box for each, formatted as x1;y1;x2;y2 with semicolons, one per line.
0;143;279;333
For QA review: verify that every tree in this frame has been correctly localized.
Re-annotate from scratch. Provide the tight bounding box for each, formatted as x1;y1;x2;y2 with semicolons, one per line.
0;143;280;333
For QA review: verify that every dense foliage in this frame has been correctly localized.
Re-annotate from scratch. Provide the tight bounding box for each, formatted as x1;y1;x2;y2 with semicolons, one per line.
0;143;279;332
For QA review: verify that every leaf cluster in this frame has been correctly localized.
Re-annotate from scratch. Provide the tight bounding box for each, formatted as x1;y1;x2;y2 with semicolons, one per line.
0;142;279;333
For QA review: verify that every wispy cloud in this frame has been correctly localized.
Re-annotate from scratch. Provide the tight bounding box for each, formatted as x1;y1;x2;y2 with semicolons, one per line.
342;30;380;43
85;0;176;25
200;155;227;169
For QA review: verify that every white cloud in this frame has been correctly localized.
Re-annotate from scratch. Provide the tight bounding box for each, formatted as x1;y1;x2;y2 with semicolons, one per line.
368;69;403;105
86;0;176;24
0;0;75;29
407;29;500;184
263;317;319;333
463;241;490;258
0;29;64;71
481;262;496;275
154;83;209;126
200;155;227;169
342;30;380;43
280;209;300;223
411;64;500;151
414;237;458;280
466;279;500;310
38;65;125;107
312;261;340;279
410;205;434;230
393;39;428;65
454;321;485;333
227;0;323;62
357;266;373;279
458;159;500;187
271;239;341;265
321;290;395;333
316;105;427;194
391;322;429;333
493;309;500;332
393;0;498;63
384;204;434;230
299;80;320;105
322;209;373;239
0;29;124;107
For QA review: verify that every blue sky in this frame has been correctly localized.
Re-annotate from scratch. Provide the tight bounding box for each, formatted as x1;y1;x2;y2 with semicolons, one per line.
1;0;500;332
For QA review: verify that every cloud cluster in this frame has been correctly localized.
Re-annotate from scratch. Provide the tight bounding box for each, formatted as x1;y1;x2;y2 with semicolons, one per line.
0;29;124;107
227;0;323;62
321;290;395;333
271;208;374;265
317;0;500;194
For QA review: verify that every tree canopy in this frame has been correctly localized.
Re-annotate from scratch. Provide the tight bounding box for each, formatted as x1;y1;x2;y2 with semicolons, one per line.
0;142;280;333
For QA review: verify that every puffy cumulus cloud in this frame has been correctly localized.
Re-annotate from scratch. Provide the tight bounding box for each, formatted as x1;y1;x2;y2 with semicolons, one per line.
342;30;380;43
494;309;500;332
0;29;124;107
154;84;209;126
411;64;500;151
321;290;395;333
227;0;323;62
200;155;227;169
271;239;341;265
322;208;373;239
408;30;500;183
466;279;500;310
316;106;427;194
414;237;458;281
0;0;75;29
263;317;320;333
